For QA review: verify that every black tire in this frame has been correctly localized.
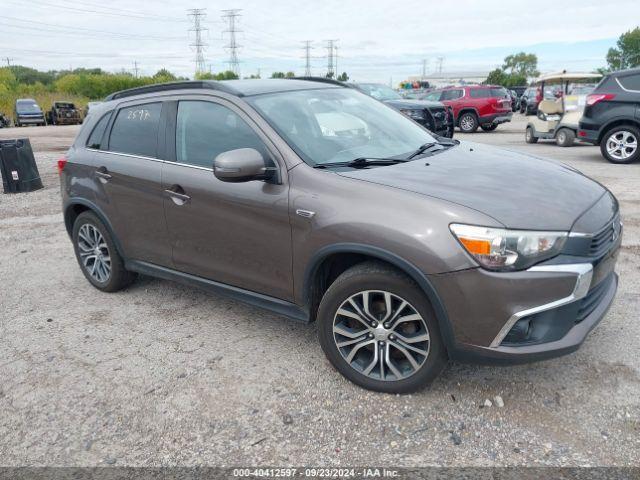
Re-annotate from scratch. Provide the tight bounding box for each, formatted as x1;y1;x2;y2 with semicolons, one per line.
519;102;526;114
480;123;498;132
72;211;136;292
555;128;575;147
600;125;640;164
317;261;447;394
458;112;478;133
525;126;538;143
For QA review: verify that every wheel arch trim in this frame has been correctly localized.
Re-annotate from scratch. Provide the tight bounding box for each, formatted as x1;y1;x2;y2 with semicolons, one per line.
63;198;126;259
303;243;456;352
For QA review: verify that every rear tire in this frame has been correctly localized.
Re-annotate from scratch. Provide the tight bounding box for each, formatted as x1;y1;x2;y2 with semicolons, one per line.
600;125;640;164
72;211;137;292
525;126;538;143
480;124;498;132
317;261;447;393
458;112;478;133
519;102;526;114
556;128;575;147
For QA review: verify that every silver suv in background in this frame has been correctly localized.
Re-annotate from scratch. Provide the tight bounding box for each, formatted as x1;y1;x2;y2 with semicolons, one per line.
60;79;621;393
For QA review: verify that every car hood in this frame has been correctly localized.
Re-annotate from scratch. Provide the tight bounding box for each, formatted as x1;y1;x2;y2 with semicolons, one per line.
337;141;607;231
384;99;445;109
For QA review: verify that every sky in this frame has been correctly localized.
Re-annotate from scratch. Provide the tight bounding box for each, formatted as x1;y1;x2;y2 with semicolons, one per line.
2;0;639;83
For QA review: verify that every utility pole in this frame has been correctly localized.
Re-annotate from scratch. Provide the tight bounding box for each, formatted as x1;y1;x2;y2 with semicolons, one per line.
222;9;242;76
187;8;208;77
325;39;338;78
422;59;429;79
302;40;313;76
133;61;140;78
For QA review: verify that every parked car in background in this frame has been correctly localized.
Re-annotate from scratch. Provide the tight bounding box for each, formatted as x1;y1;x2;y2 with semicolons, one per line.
519;87;541;115
511;86;527;98
60;79;621;393
14;98;46;127
352;82;454;137
508;89;518;111
0;112;10;128
46;101;82;125
579;67;640;164
423;85;512;132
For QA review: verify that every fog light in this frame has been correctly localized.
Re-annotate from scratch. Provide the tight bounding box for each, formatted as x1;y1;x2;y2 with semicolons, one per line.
503;317;532;344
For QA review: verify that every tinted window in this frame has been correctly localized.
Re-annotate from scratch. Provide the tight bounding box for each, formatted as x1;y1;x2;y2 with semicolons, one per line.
86;112;112;149
441;89;463;100
619;74;640;91
176;101;268;168
490;87;508;98
109;103;162;157
470;88;491;98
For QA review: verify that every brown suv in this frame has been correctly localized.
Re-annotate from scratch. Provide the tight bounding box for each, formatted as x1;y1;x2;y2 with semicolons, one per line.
60;79;621;393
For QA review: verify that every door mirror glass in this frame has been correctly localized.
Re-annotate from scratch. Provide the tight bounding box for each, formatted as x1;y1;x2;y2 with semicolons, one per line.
213;148;274;183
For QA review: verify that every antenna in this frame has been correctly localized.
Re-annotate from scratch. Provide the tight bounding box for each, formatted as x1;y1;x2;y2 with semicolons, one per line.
187;8;208;76
222;9;242;76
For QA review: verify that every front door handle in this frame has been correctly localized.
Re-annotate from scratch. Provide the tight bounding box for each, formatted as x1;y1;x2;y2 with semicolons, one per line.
164;186;191;205
95;166;112;183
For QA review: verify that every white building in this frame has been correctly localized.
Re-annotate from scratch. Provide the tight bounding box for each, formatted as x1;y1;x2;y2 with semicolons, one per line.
406;71;490;88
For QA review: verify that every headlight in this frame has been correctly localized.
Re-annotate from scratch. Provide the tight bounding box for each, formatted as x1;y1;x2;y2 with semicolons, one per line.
450;224;567;271
400;109;425;120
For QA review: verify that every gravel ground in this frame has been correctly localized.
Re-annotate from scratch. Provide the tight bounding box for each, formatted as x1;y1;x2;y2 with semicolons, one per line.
0;117;638;467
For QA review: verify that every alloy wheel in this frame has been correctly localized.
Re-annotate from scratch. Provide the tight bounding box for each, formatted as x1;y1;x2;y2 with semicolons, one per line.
460;115;475;132
77;224;111;283
332;290;430;381
606;130;637;161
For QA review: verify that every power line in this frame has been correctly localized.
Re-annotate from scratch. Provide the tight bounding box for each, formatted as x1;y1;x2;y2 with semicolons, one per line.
25;0;188;22
222;9;242;76
302;40;313;76
188;8;208;76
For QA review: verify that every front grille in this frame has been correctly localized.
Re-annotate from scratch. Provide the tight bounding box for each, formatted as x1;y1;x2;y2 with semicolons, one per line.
576;274;614;323
588;216;621;257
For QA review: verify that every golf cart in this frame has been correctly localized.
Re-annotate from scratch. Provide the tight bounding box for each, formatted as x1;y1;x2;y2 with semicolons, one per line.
525;72;602;147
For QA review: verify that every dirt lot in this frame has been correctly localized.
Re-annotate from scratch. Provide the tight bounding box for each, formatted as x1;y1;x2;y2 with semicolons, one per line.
0;116;638;467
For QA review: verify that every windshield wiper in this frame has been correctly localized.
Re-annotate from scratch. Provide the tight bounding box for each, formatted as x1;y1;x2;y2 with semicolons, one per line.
406;139;458;160
314;157;408;169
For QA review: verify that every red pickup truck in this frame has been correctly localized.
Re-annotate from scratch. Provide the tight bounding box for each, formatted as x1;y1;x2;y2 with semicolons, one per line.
422;85;513;133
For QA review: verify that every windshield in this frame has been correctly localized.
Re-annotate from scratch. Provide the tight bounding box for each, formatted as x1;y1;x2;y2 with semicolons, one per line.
16;100;42;114
356;84;402;101
248;88;437;166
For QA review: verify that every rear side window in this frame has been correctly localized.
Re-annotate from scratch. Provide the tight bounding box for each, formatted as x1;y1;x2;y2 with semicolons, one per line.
618;74;640;91
176;101;268;169
490;87;508;97
86;112;112;149
109;102;162;158
470;88;491;98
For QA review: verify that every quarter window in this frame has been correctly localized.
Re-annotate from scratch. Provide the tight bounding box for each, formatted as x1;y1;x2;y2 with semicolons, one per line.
176;101;268;169
109;102;162;158
86;111;112;149
619;74;640;91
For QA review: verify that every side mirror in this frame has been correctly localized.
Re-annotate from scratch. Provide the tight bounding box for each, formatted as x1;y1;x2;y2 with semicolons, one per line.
213;148;276;183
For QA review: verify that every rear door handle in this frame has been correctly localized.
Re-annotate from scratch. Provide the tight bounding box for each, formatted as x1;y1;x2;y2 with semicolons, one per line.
164;187;191;205
95;166;112;183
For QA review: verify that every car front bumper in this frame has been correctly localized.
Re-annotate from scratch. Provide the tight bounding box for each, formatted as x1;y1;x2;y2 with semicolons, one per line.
428;235;620;365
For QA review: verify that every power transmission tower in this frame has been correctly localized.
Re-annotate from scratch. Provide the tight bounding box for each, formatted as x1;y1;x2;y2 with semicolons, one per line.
4;57;13;67
302;40;313;76
187;8;208;77
422;59;429;78
222;9;242;76
133;60;140;78
436;56;444;74
325;39;338;78
334;45;339;78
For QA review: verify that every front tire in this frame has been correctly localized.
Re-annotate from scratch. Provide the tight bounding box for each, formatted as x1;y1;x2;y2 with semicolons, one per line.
317;262;447;393
458;112;478;133
600;125;639;164
72;211;137;292
525;126;538;143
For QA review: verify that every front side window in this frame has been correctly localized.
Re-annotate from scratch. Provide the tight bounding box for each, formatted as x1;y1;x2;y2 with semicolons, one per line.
248;88;437;166
109;102;162;158
86;112;112;149
176;101;268;168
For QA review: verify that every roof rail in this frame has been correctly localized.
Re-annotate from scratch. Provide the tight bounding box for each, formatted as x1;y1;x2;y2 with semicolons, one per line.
104;80;240;101
290;76;348;87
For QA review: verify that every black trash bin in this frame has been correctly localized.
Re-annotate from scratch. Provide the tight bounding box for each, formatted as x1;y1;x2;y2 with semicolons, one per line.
0;138;44;193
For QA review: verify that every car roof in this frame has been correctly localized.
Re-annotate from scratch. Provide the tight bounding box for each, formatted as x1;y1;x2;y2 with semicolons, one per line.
104;79;341;101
